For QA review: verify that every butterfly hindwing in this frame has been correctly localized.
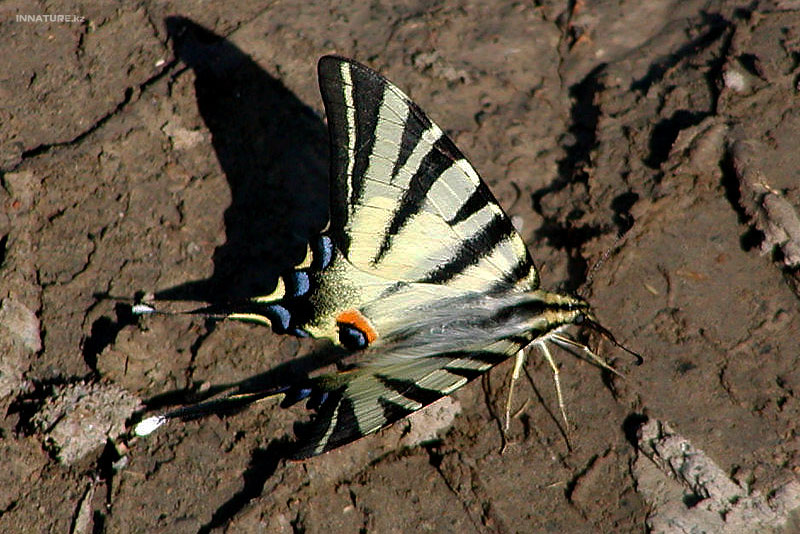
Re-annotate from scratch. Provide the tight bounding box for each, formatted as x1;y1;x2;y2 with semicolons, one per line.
294;337;525;458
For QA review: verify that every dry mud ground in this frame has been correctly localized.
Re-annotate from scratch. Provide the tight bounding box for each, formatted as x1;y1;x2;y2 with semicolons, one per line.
2;1;800;533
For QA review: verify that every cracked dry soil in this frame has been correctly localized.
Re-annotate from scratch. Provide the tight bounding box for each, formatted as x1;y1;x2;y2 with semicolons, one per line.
2;2;800;533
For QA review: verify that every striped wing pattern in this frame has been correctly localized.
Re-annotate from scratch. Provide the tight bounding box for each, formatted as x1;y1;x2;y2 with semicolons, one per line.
296;337;529;458
291;57;545;456
318;56;538;293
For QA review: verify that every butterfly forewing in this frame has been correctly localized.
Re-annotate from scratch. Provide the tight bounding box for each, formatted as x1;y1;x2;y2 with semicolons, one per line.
317;56;539;293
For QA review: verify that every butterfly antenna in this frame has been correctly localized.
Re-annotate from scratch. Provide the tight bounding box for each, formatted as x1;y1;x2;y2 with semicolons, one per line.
583;317;643;365
580;233;628;299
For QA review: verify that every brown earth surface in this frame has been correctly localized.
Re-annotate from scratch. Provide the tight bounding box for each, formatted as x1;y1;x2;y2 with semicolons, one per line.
2;1;800;533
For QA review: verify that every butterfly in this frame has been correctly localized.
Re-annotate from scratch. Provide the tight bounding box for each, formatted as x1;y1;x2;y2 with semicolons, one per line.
133;55;638;458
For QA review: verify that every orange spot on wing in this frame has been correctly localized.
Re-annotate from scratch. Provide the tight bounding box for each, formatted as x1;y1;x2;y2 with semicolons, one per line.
336;309;378;343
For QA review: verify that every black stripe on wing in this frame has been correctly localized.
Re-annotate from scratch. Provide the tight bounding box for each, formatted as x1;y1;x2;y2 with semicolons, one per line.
317;57;355;252
493;255;538;292
447;186;491;225
391;96;432;180
349;71;382;210
373;136;460;265
318;55;538;291
419;212;511;284
296;389;358;457
292;345;528;458
376;375;444;406
317;57;354;254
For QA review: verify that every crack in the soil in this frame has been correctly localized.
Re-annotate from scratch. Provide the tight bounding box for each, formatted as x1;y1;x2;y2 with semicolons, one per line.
720;145;766;253
345;487;370;534
290;509;306;534
0;233;8;268
563;451;607;521
197;438;293;534
610;191;639;236
533;63;606;216
424;448;495;534
480;372;509;454
19;88;134;163
81;303;136;375
39;233;98;289
14;54;180;168
531;60;610;292
621;412;648;450
718;362;737;404
534;219;605;293
646;110;713;170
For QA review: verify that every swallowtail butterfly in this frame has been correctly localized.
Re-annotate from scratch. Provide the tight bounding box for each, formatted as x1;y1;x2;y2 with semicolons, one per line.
134;56;637;458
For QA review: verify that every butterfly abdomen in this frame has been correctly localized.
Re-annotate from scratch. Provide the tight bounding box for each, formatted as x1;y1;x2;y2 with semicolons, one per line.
222;235;336;337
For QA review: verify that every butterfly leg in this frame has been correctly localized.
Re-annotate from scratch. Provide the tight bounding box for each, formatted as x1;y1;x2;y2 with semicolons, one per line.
504;348;527;432
537;340;570;429
550;333;622;377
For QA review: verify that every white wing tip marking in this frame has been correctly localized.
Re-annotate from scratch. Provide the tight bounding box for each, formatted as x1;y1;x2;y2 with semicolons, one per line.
422;124;444;144
455;159;481;186
134;415;167;437
131;304;155;315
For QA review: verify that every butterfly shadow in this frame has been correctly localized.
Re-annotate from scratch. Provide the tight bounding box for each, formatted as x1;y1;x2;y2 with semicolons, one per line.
135;340;349;534
126;17;336;532
159;16;329;302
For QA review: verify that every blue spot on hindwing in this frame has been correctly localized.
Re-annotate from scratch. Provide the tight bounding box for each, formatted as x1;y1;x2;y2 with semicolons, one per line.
339;324;368;350
290;327;310;338
316;235;333;269
265;304;291;332
290;271;310;296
